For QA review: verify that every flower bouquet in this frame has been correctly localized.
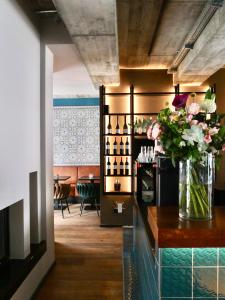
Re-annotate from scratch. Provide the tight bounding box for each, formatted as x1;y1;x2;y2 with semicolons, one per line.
147;89;225;220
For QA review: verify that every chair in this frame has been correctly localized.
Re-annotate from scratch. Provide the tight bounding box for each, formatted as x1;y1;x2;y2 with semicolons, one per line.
76;183;100;216
54;183;71;218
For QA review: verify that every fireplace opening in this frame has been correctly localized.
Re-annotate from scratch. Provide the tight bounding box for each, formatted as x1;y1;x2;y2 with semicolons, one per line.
0;207;9;268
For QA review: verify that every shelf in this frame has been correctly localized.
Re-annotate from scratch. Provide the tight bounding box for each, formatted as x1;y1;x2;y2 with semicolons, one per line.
104;113;132;116
104;175;132;177
103;192;132;195
134;135;148;140
103;134;132;136
134;113;158;115
104;154;131;156
105;92;130;96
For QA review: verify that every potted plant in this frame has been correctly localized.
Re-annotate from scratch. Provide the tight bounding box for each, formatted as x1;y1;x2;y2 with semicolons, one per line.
147;89;225;220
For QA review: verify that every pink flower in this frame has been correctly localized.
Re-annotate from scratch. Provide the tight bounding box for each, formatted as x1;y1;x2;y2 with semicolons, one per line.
187;103;200;115
209;127;219;136
147;122;162;140
191;120;199;125
199;122;208;130
222;145;225;151
186;114;193;122
152;123;162;140
204;134;212;144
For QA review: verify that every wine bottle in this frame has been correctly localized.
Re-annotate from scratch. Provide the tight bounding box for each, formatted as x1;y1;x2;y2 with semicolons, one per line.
106;137;110;155
123;115;128;134
120;137;124;155
113;138;117;155
142;117;146;133
107;115;112;134
134;117;138;134
107;157;111;175
125;137;129;155
120;157;124;175
116;115;120;134
113;157;117;176
125;157;129;175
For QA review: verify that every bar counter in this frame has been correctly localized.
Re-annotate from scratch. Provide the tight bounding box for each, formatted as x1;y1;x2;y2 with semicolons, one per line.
148;206;225;248
133;201;225;299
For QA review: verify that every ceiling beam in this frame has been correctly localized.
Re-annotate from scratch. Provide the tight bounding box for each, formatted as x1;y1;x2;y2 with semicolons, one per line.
147;0;165;56
172;0;225;85
117;0;164;69
53;0;119;88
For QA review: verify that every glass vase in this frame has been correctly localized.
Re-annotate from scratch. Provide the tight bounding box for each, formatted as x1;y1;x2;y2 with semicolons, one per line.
179;153;214;220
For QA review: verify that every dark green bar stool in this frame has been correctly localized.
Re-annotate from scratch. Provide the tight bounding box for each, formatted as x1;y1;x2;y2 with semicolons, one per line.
76;183;100;216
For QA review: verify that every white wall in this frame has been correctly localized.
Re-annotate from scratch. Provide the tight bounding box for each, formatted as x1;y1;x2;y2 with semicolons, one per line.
0;0;41;257
49;44;98;98
0;1;55;298
11;45;55;300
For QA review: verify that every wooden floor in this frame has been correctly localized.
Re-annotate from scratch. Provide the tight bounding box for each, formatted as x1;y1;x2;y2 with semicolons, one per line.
35;205;123;300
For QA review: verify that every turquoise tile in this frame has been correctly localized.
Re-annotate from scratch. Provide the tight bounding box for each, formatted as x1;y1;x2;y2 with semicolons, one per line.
218;268;225;297
219;248;225;266
161;248;192;266
193;248;217;266
162;298;191;299
161;267;192;297
193;267;217;297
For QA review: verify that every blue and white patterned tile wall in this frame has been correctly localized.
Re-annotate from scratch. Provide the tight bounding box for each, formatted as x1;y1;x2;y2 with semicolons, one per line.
53;106;100;166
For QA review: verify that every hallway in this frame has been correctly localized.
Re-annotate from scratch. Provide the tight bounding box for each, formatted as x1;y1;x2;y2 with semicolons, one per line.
35;205;123;300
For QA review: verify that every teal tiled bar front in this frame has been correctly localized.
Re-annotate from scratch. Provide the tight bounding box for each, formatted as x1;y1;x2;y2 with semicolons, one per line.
133;203;225;300
159;248;225;298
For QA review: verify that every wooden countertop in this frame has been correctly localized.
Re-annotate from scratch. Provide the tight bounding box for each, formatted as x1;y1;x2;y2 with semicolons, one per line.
148;206;225;248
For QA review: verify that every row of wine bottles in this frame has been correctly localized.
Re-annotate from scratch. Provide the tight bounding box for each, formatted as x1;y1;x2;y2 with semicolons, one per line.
105;137;130;155
106;157;129;176
107;115;128;135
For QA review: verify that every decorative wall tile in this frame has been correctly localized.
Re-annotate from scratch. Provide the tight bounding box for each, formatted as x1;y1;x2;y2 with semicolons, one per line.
193;248;217;266
162;298;191;300
193;267;217;298
219;248;225;266
218;268;225;297
161;267;192;298
160;248;192;266
53;106;100;166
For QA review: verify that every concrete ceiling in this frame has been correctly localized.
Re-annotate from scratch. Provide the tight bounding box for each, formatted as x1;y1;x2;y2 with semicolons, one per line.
49;44;98;98
117;0;225;85
117;0;207;69
52;0;119;88
29;0;225;86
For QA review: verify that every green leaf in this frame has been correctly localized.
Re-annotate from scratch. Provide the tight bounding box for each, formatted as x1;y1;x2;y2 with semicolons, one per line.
205;88;212;100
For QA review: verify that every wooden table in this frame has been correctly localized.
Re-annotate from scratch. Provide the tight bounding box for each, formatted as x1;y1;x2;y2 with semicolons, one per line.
78;176;100;182
54;175;71;184
148;206;225;248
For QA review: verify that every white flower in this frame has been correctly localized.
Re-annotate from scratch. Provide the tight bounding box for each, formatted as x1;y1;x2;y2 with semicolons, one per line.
209;127;219;135
210;146;218;154
200;100;217;113
182;125;204;145
179;141;186;147
186;103;200;115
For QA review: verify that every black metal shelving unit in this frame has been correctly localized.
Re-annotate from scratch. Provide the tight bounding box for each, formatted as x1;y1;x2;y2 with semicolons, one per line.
99;83;215;226
100;84;134;196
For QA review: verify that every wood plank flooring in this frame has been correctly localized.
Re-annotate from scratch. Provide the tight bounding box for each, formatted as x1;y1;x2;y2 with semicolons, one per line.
35;205;123;300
